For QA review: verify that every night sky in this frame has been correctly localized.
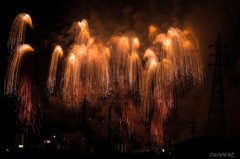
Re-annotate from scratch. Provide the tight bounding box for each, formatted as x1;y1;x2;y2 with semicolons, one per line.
0;0;240;149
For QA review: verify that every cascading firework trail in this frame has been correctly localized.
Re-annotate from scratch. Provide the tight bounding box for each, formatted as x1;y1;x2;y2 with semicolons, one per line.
5;13;41;134
120;99;143;139
75;19;90;45
142;26;203;145
85;39;110;94
5;13;33;96
59;19;203;145
128;37;143;94
7;13;33;54
62;20;111;107
152;27;203;88
17;77;41;133
47;45;63;94
5;13;204;146
108;36;143;94
4;44;34;96
108;36;130;81
62;50;78;107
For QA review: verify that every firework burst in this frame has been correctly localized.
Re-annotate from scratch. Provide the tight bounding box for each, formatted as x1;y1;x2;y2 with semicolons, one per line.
59;20;203;145
7;13;33;54
5;13;41;134
62;20;111;107
5;13;204;146
47;45;63;94
142;26;203;145
4;44;34;96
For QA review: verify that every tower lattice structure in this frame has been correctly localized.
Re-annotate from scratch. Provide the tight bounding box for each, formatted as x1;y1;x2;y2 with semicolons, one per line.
207;33;226;137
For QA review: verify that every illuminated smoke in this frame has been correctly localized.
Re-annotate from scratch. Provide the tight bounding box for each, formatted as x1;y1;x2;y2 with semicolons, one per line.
148;25;158;42
7;13;33;54
47;45;63;94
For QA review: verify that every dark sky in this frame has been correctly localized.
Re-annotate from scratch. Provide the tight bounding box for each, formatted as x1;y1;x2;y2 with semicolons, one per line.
0;0;240;146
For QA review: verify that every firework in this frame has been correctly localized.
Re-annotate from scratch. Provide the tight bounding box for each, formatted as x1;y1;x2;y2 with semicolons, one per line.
109;35;143;93
109;36;130;80
142;27;203;145
75;19;90;45
153;27;203;87
60;20;203;144
7;13;33;54
128;37;143;94
4;44;34;96
62;20;112;107
62;51;78;107
148;25;158;42
120;99;145;139
62;43;111;107
17;77;41;133
86;40;110;93
5;13;205;146
143;27;203;103
47;45;63;94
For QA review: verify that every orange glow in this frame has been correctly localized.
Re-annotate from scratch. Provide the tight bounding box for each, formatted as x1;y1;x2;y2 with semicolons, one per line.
183;40;192;48
132;37;140;50
119;36;130;53
183;29;192;35
23;13;33;29
149;25;157;40
55;45;63;56
163;38;171;48
76;44;87;56
69;53;76;63
144;48;156;60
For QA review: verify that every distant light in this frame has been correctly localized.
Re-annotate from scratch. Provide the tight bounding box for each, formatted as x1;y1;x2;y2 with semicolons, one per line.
169;152;171;155
44;140;51;144
18;145;24;149
53;135;56;138
162;148;165;153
